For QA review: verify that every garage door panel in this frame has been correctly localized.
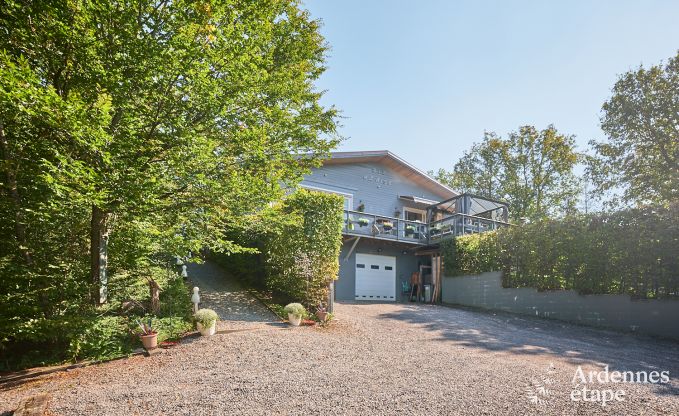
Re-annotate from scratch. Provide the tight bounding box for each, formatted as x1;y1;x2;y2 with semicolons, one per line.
355;254;395;301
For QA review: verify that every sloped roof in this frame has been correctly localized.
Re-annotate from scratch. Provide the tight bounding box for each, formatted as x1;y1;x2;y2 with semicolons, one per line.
323;150;457;200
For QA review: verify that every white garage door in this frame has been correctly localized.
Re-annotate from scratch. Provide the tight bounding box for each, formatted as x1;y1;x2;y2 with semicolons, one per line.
355;254;396;301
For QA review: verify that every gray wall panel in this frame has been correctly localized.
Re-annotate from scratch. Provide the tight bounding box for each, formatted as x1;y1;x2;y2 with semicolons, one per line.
336;239;425;301
442;272;679;339
301;162;445;217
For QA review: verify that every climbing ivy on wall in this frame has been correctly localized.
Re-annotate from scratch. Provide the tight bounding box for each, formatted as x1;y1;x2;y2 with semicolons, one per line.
441;204;679;299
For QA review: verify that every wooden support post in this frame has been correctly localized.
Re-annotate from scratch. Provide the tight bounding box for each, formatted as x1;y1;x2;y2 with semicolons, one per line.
148;277;162;314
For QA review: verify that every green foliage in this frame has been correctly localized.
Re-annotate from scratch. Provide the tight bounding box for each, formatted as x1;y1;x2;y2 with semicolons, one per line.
213;189;343;308
434;125;580;220
263;190;344;308
588;51;679;207
68;316;134;362
442;204;679;298
284;303;307;317
0;0;338;369
194;309;219;327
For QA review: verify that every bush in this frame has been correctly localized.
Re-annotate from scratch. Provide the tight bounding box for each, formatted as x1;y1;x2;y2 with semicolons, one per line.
441;204;679;298
194;309;219;327
284;303;306;317
254;189;343;308
68;316;134;362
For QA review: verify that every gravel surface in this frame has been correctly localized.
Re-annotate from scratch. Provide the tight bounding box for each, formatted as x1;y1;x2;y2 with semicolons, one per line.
2;266;678;415
186;262;279;328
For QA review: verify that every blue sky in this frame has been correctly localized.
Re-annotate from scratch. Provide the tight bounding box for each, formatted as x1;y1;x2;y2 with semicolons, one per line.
303;0;679;173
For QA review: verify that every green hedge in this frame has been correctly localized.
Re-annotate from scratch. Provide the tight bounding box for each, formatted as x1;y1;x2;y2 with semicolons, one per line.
441;204;679;298
262;190;344;307
214;189;343;308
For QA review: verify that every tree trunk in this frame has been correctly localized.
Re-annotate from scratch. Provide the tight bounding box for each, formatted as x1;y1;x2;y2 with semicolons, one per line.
90;205;110;305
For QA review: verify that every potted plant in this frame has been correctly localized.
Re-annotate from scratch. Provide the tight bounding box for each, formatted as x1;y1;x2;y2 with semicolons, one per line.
358;218;369;227
137;318;158;350
356;203;365;212
284;303;306;326
316;303;328;322
382;221;394;231
405;225;416;236
194;308;219;336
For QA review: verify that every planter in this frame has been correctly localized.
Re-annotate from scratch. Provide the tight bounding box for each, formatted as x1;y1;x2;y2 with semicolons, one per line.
358;219;369;227
382;222;394;231
288;313;302;326
316;311;328;322
139;333;158;350
197;321;217;336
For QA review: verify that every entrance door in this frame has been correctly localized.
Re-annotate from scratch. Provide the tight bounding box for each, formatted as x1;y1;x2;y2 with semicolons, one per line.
355;254;396;301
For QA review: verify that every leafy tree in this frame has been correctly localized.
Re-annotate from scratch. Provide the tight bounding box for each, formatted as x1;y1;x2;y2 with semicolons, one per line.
588;51;679;207
0;0;339;304
0;0;339;367
435;125;580;220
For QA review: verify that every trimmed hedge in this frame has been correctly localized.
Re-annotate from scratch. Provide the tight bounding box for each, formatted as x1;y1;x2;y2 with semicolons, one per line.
441;204;679;298
262;190;344;307
215;189;344;308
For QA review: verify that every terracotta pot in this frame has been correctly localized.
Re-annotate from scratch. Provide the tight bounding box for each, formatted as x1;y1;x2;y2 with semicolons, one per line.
288;313;302;326
316;311;328;322
197;321;216;336
140;333;158;350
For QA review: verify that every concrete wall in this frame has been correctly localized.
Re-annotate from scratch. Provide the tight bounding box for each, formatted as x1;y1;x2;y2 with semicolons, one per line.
442;272;679;339
337;239;424;301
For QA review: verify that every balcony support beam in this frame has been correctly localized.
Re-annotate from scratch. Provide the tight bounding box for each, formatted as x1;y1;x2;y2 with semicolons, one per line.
343;236;361;262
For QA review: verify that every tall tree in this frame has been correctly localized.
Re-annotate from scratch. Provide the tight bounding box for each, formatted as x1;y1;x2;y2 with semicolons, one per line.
588;51;679;207
0;0;339;305
435;125;580;221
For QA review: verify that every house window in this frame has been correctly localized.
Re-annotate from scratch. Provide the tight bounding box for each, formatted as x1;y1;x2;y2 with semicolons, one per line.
371;265;379;270
403;207;426;222
300;185;353;210
356;264;365;268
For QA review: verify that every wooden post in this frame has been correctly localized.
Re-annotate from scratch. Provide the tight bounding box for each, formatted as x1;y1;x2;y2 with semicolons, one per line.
327;281;334;313
148;278;161;314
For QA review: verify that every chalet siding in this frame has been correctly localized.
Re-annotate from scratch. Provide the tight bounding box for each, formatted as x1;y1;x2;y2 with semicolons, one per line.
301;162;445;217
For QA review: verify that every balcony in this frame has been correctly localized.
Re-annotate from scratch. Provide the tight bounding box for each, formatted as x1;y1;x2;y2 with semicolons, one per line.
342;193;512;245
344;210;428;244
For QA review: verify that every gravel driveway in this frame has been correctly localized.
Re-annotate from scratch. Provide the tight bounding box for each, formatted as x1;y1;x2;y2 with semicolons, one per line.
2;297;678;414
186;262;279;328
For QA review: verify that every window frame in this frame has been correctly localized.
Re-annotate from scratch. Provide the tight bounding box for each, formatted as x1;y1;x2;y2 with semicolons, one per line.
403;207;426;223
300;185;353;211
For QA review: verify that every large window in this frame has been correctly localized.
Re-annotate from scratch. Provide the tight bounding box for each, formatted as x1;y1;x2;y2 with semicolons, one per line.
403;207;426;222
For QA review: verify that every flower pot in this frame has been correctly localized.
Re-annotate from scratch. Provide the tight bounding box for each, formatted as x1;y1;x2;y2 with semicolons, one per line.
288;313;302;326
139;333;158;350
197;321;216;336
316;311;328;322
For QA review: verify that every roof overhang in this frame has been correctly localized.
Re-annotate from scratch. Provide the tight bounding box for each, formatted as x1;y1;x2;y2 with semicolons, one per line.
399;195;440;207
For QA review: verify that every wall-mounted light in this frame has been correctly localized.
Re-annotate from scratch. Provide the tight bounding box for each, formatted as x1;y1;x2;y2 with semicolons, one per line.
377;248;382;253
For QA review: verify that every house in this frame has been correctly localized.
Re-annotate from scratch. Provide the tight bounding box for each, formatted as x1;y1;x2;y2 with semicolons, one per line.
300;150;510;303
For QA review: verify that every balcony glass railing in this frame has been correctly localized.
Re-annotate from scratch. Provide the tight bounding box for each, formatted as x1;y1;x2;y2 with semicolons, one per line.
429;213;510;241
343;210;428;244
343;210;511;244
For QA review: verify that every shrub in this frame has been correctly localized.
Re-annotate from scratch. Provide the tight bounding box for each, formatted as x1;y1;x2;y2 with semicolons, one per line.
441;205;679;298
284;303;306;317
194;309;219;328
263;190;343;308
68;316;134;362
